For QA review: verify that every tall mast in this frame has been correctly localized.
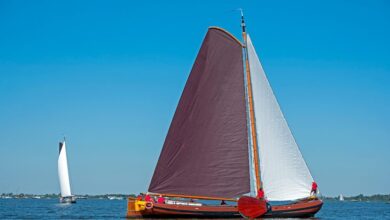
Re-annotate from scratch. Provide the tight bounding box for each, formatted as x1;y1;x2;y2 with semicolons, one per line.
240;9;262;195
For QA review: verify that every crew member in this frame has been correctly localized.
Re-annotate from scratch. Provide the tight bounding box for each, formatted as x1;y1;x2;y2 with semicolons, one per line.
257;187;265;199
145;193;153;202
157;195;165;204
311;181;318;195
136;193;143;201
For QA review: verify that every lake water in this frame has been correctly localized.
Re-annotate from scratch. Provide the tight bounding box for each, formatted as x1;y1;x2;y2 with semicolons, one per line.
0;199;389;219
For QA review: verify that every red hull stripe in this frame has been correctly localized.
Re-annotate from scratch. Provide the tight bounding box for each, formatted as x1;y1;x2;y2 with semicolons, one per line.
153;206;239;216
148;203;322;218
270;203;322;214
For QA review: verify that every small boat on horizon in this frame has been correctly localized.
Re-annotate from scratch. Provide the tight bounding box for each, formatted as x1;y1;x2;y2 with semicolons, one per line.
339;194;344;201
108;196;124;200
127;12;322;218
58;139;76;204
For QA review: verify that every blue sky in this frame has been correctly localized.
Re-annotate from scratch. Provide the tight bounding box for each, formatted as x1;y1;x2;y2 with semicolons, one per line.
0;0;389;196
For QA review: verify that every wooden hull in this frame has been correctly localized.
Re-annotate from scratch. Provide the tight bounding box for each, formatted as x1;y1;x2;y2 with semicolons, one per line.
127;198;322;218
264;199;323;218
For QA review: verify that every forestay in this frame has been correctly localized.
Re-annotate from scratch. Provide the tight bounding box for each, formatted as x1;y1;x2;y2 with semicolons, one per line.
247;35;314;201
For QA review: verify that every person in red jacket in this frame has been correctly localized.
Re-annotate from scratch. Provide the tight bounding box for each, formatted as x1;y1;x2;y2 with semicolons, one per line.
311;181;318;196
145;193;152;202
157;195;165;204
257;187;265;199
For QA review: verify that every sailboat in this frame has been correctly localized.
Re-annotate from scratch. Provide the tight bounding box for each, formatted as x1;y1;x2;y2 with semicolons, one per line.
58;139;76;203
127;13;322;218
339;194;344;201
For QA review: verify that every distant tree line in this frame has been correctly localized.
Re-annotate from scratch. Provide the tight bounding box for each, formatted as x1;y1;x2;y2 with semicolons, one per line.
2;193;389;201
1;193;136;199
322;194;390;202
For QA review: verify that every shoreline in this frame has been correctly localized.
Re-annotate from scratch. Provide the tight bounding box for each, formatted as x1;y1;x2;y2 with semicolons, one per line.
1;193;389;202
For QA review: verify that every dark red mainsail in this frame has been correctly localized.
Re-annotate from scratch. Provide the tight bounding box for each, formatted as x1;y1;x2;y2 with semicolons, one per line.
148;28;249;198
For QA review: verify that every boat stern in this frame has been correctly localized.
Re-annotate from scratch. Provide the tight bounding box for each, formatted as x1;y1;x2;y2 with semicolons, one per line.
127;197;147;218
59;196;76;203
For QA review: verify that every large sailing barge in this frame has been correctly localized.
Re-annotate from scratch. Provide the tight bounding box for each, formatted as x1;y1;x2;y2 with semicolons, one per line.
127;13;322;218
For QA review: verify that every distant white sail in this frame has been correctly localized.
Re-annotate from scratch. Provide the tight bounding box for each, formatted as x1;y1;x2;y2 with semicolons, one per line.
58;141;72;197
247;35;314;201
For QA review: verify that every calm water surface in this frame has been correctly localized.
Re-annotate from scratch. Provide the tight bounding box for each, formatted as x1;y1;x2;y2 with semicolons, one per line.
0;199;389;219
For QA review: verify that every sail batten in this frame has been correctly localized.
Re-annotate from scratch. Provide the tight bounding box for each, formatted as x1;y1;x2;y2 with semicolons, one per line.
247;35;314;201
149;28;250;198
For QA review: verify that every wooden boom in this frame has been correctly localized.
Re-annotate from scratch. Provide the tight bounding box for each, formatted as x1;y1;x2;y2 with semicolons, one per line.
148;193;237;202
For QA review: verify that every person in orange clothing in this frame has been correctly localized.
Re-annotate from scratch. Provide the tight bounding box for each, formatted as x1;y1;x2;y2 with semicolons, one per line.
136;193;143;201
311;181;318;195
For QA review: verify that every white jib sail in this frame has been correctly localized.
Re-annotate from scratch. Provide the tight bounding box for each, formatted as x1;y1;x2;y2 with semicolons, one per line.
58;141;72;197
247;35;314;201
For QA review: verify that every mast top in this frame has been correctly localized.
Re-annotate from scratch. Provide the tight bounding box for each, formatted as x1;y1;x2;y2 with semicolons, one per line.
239;8;246;33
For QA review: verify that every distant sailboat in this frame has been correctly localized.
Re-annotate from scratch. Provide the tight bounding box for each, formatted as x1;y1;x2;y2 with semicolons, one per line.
339;194;344;201
58;139;76;203
127;12;322;218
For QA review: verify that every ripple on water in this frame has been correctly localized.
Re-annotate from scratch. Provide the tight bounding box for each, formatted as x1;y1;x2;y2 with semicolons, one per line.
1;199;390;219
